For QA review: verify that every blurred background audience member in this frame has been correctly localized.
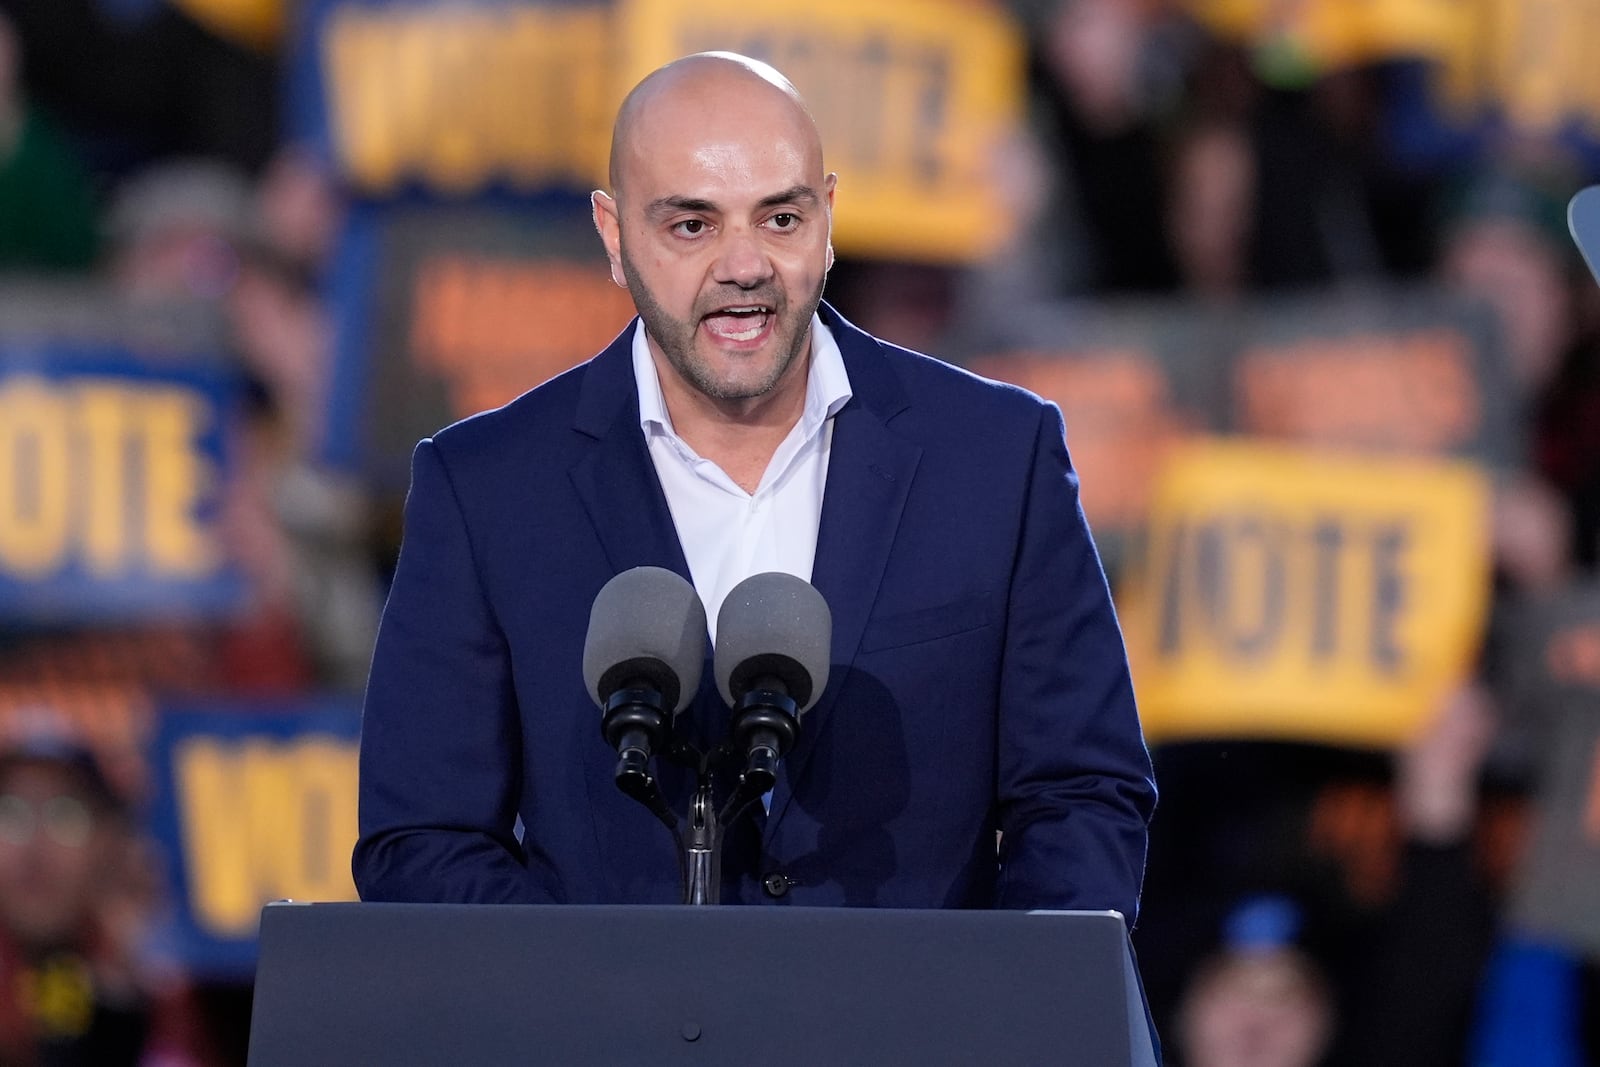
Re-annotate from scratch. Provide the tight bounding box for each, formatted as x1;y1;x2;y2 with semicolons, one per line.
0;9;97;272
0;733;210;1066
1176;896;1334;1067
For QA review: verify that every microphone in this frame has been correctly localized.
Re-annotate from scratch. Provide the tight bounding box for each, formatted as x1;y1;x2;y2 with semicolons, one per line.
582;567;707;814
713;572;831;796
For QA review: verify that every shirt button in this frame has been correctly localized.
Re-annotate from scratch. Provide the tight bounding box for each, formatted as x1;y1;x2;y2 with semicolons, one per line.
762;872;792;898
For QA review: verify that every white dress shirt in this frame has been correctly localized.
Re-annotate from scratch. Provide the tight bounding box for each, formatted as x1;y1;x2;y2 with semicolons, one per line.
632;313;852;642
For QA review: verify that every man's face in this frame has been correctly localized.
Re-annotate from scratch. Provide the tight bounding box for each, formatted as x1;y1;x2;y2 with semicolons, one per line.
0;763;112;949
1179;951;1332;1067
595;80;836;404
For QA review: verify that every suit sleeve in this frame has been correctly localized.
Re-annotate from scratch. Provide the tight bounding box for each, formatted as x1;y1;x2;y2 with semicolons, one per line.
994;401;1157;920
352;439;559;903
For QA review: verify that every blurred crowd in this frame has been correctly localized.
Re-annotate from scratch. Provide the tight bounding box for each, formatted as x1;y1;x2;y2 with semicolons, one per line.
1;0;1599;1064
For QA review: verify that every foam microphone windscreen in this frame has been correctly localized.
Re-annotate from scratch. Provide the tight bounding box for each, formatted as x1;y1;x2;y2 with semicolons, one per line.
713;572;832;713
582;567;707;714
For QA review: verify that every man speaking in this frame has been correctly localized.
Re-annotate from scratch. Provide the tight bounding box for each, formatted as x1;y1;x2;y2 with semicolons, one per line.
353;52;1156;917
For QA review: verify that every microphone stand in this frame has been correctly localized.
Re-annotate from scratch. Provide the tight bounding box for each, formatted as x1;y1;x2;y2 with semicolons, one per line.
683;781;720;905
607;689;799;905
664;742;774;906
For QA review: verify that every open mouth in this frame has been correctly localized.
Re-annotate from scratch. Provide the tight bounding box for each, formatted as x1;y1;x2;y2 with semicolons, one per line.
702;305;774;343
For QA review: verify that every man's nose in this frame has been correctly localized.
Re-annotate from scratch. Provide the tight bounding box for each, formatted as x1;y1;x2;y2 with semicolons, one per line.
713;230;774;289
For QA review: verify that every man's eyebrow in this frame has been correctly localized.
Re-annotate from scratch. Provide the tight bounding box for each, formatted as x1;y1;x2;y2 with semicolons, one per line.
644;196;717;220
642;187;820;221
758;185;820;210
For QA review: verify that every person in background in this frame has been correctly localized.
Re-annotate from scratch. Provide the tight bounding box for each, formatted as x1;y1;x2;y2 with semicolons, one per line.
1176;895;1335;1067
0;9;98;272
1165;116;1255;303
104;157;251;303
1026;0;1185;295
1326;683;1502;1067
0;735;210;1066
223;238;381;693
1435;166;1586;594
251;145;341;279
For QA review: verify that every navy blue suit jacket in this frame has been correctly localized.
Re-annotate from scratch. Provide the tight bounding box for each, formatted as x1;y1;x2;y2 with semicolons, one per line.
354;304;1156;917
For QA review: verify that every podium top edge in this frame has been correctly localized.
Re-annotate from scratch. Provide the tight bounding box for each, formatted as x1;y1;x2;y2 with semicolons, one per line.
264;900;1125;916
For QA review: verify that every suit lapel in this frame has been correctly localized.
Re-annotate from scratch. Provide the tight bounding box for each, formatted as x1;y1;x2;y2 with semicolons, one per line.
568;325;712;825
766;308;920;832
567;323;693;582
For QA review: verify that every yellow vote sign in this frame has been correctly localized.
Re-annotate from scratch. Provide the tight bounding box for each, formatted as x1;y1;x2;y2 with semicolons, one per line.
322;2;615;195
315;0;1024;261
1187;0;1600;138
174;733;359;938
0;373;233;620
1185;0;1455;70
1119;440;1491;748
1426;0;1600;137
171;0;284;52
617;0;1024;263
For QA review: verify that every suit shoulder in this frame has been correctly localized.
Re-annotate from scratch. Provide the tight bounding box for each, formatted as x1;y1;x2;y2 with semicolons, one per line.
875;338;1054;422
423;359;591;472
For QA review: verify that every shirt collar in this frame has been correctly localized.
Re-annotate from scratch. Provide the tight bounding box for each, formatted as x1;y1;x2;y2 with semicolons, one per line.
633;313;852;439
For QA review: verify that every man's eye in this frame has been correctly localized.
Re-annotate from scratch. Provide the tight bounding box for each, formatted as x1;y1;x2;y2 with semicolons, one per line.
674;219;707;236
769;213;798;230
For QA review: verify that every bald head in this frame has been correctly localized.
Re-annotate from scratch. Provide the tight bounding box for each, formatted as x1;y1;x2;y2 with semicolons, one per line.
590;51;837;416
608;52;822;194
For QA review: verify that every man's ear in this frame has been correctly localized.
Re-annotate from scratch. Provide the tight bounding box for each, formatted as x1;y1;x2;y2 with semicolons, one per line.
823;172;838;273
591;190;626;287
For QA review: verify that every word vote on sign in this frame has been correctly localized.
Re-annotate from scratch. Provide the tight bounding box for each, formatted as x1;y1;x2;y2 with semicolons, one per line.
309;0;1023;263
1120;440;1491;748
148;707;362;977
0;364;237;621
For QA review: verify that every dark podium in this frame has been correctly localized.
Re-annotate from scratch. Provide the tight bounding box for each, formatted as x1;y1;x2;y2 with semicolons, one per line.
247;902;1158;1066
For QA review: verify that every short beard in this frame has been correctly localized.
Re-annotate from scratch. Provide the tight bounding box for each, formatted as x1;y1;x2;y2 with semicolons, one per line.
619;242;824;401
